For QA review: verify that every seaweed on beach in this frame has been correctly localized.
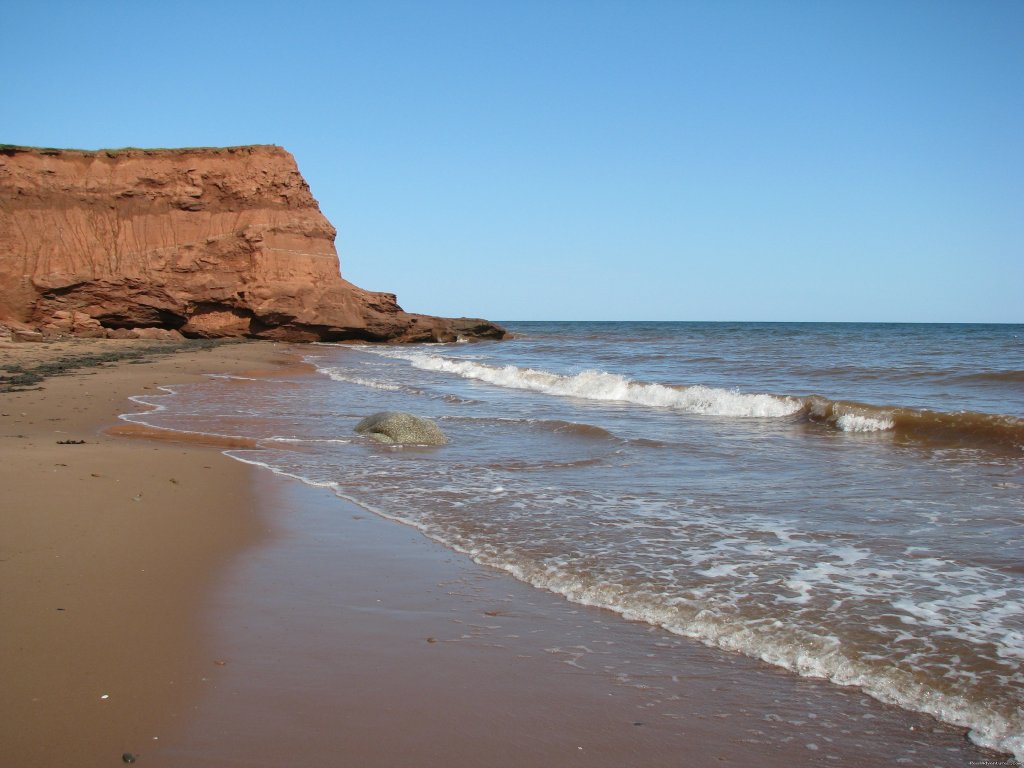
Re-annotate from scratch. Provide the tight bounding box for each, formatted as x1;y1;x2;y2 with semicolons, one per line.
0;339;226;392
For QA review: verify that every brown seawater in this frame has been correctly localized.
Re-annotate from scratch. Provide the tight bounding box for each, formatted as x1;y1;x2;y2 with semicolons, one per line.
123;321;1024;758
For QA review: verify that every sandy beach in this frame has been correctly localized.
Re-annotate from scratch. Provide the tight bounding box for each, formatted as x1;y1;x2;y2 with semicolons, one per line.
1;337;997;767
0;338;288;766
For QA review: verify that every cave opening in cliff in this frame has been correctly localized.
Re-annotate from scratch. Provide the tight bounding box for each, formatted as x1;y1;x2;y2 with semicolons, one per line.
96;308;187;331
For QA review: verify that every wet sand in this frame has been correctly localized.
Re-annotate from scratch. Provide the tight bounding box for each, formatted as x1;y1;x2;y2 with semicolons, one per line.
151;473;988;768
0;338;995;767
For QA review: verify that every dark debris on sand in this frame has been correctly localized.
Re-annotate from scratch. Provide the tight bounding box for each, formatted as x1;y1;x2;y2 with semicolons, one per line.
0;339;226;392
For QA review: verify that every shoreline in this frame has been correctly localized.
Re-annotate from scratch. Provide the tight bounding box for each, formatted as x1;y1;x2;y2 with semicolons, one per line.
164;464;993;768
1;338;1000;766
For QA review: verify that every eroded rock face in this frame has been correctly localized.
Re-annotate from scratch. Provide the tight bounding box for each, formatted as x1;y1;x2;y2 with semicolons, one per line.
0;145;505;342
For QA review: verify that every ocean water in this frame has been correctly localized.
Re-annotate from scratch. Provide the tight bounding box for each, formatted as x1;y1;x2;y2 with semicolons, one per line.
123;321;1024;757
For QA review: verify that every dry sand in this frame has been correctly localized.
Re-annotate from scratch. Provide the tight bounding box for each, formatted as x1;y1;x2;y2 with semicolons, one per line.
0;337;992;768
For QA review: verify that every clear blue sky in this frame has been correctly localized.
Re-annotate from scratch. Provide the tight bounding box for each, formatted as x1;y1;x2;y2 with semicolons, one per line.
3;0;1021;322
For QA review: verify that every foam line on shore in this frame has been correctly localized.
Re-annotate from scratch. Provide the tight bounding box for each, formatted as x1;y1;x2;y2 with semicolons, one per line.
216;446;1024;760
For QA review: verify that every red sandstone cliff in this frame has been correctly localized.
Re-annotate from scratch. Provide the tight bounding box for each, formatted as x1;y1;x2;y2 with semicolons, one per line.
0;145;504;342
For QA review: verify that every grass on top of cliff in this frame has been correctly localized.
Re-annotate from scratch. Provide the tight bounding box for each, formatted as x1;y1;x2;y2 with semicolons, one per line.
0;144;77;155
0;144;130;156
0;338;227;392
0;144;271;157
0;144;177;156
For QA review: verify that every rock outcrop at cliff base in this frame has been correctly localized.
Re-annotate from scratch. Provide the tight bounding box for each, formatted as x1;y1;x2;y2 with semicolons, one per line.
0;144;505;343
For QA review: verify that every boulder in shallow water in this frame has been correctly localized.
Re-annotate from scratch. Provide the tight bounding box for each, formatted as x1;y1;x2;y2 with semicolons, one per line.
354;412;447;445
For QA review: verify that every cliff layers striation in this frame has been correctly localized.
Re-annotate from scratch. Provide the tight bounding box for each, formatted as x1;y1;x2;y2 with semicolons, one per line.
0;145;504;342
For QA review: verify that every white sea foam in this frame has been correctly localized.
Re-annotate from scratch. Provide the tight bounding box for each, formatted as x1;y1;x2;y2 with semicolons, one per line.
317;367;404;391
467;553;1024;760
437;544;1018;759
805;397;897;433
836;412;895;432
697;563;743;578
223;451;341;488
264;436;354;445
122;385;178;416
362;350;801;418
204;373;265;382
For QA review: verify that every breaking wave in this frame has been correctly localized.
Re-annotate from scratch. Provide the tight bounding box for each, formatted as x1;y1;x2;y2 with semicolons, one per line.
803;396;1024;450
365;349;802;418
356;349;1024;451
